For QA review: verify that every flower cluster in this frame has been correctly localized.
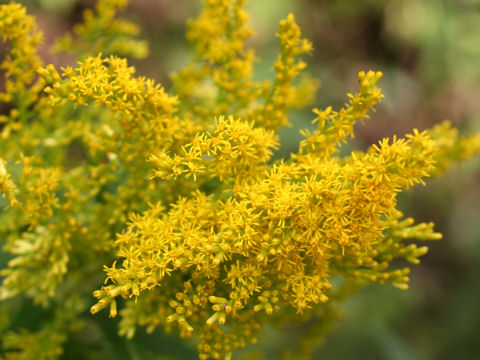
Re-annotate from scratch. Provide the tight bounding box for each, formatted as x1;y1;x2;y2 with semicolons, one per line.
0;0;479;359
0;3;44;126
148;115;279;183
53;0;148;59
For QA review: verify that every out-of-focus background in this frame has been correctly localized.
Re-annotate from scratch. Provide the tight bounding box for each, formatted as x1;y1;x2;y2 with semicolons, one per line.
5;0;480;359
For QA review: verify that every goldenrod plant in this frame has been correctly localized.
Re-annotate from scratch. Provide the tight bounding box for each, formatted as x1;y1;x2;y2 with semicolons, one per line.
0;0;479;359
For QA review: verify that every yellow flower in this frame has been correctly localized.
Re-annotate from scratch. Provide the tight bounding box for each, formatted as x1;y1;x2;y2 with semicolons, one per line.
0;1;479;359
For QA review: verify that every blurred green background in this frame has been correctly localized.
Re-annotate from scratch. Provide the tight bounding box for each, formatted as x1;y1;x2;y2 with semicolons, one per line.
3;0;480;359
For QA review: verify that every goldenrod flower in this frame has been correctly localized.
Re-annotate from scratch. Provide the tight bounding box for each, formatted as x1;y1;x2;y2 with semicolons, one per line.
0;0;478;359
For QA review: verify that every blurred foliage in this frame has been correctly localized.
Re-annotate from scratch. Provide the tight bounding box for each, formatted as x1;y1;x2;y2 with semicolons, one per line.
1;0;479;359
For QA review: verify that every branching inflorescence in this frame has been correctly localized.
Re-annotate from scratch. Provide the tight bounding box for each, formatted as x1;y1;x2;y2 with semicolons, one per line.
0;0;479;359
